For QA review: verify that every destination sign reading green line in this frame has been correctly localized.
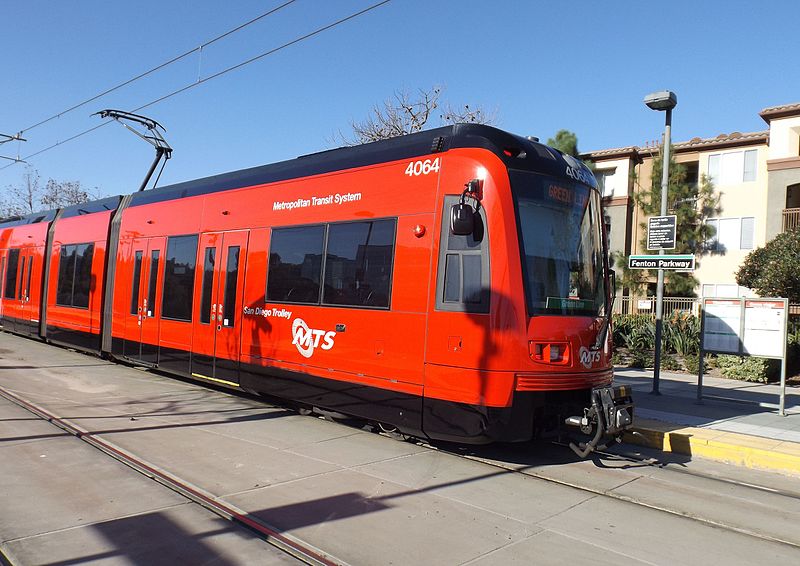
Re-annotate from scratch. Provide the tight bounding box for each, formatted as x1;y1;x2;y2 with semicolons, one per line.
628;254;695;270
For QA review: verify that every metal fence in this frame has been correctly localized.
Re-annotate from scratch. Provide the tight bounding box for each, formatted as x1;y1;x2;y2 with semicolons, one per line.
613;296;800;319
613;296;699;316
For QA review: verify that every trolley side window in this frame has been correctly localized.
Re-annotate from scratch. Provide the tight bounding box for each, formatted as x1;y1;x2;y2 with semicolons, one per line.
222;246;240;327
435;196;490;313
266;225;325;304
4;250;18;299
25;255;33;301
17;256;26;300
199;247;215;324
322;219;396;308
129;251;143;315
162;235;198;322
146;250;160;317
56;243;94;308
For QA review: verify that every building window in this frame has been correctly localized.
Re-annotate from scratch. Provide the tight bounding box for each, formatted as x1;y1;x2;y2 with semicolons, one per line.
595;168;616;197
162;235;198;322
706;217;755;251
56;243;94;308
743;150;757;182
707;150;757;185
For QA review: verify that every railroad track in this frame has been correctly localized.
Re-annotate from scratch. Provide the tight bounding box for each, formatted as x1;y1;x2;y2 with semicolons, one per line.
5;378;800;562
423;437;800;551
0;385;345;566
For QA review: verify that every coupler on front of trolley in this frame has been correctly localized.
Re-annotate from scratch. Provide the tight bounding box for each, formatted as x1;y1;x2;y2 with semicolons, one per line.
564;385;634;458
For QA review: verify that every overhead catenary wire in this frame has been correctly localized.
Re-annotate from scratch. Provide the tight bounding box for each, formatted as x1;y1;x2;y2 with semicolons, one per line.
1;0;392;172
14;0;299;137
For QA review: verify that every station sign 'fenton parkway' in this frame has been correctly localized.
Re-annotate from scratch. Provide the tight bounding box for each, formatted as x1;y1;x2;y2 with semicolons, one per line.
628;254;695;271
647;215;677;250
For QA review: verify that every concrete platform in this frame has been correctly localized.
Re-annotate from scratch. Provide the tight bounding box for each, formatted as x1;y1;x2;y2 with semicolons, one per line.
3;332;800;565
616;368;800;476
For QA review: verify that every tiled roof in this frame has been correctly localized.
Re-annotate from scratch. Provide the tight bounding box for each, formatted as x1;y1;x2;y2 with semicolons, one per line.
583;131;768;161
581;146;639;158
673;130;768;150
759;102;800;123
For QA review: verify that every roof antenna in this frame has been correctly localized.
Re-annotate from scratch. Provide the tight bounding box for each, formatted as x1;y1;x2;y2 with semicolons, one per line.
95;109;172;191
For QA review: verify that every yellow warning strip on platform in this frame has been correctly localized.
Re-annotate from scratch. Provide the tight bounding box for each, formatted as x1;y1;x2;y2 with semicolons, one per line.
625;418;800;477
191;373;240;388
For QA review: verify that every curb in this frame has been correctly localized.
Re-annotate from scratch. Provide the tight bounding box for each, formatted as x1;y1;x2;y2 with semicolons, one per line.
625;418;800;477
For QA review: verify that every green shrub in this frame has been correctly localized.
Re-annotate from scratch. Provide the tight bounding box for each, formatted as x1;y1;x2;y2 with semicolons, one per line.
659;353;682;371
683;353;711;374
624;322;655;351
788;318;800;376
628;349;653;369
611;351;627;366
612;314;654;349
717;355;780;383
736;229;800;302
663;312;700;356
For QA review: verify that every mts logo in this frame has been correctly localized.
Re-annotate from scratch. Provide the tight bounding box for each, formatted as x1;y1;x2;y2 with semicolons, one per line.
291;318;336;359
578;346;601;369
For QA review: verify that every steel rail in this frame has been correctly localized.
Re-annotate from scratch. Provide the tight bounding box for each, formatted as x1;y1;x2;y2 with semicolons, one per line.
0;384;346;566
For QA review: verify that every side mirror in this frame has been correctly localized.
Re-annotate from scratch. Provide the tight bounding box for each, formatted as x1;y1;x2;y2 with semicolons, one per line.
450;203;475;236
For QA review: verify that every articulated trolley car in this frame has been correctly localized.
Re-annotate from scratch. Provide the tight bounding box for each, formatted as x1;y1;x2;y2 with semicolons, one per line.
0;124;633;454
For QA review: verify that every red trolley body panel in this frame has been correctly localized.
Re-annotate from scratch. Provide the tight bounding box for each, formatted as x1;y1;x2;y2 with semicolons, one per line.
0;220;49;337
6;124;627;445
46;210;114;350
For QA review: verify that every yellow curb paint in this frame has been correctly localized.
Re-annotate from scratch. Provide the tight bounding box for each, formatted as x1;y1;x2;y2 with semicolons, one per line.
626;425;800;477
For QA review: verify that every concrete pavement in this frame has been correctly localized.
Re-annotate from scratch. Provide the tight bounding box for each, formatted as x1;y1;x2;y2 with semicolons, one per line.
617;367;800;475
3;332;800;564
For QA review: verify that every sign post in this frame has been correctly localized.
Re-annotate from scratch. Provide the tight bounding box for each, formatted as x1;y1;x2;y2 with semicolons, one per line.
699;297;789;415
628;252;695;395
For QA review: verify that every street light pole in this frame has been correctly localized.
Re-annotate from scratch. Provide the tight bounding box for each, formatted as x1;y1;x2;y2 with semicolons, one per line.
644;90;677;395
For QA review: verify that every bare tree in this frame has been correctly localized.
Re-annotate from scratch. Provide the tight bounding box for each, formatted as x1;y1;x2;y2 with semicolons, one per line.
0;167;98;220
337;86;496;145
41;179;97;209
0;166;42;219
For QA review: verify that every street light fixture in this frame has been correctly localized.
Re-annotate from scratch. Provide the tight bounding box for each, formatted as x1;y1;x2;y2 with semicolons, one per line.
644;90;677;395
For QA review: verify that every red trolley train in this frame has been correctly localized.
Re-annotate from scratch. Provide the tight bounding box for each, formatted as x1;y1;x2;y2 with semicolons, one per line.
0;124;633;451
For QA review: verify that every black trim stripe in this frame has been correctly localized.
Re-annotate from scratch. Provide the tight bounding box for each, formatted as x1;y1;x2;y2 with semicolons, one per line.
127;124;597;208
46;324;101;353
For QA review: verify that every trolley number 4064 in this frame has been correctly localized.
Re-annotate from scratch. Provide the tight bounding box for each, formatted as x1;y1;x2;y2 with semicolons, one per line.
404;158;441;176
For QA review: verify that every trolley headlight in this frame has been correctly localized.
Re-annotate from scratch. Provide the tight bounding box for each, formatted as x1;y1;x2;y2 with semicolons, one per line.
529;341;570;365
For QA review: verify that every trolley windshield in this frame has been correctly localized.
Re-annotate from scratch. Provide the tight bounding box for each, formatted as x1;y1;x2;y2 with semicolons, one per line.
511;170;606;317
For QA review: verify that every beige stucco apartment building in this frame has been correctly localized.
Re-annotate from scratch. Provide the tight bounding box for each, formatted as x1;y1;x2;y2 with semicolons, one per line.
583;102;800;299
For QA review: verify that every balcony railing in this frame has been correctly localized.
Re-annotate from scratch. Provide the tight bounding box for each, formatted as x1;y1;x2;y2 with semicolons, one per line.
783;207;800;232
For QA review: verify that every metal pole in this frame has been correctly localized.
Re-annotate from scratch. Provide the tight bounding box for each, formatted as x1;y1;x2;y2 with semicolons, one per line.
780;298;788;417
652;108;672;395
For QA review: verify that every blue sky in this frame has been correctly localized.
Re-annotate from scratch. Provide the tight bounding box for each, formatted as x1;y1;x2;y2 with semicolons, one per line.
2;0;798;198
